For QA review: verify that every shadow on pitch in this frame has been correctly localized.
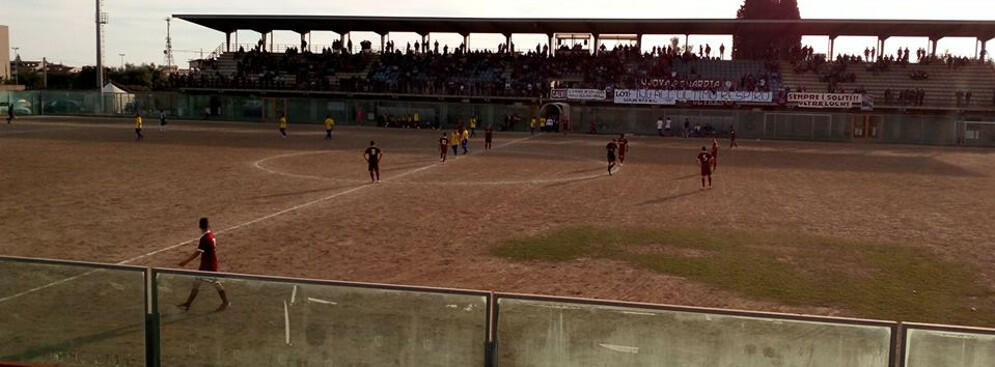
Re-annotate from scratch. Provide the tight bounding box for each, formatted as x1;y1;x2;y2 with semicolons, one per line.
638;190;704;205
250;185;353;200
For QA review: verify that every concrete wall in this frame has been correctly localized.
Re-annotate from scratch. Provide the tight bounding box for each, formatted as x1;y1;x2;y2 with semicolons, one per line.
497;298;893;367
4;89;992;146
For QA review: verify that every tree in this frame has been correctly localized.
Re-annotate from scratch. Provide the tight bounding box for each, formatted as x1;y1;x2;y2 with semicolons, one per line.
733;0;802;59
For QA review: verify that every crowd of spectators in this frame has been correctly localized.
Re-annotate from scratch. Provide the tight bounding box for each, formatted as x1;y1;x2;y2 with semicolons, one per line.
883;88;926;106
169;41;780;97
162;38;995;112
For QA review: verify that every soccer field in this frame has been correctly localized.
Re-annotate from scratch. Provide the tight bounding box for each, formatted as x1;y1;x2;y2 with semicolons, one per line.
2;116;995;327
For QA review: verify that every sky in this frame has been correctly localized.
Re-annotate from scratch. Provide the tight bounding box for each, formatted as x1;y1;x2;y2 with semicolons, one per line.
3;0;995;67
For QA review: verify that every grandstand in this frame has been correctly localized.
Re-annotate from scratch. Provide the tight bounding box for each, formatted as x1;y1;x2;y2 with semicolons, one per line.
782;59;995;110
171;15;995;112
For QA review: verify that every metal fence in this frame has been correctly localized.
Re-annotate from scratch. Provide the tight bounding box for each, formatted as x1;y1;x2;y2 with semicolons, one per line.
0;90;989;146
2;255;995;367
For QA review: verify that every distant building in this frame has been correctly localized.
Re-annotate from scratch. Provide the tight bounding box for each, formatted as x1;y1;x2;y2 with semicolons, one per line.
14;59;78;73
0;26;9;81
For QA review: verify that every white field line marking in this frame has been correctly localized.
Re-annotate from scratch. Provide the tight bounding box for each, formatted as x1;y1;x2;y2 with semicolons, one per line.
306;297;338;305
252;135;616;185
290;285;298;305
0;134;537;305
283;300;291;345
599;343;640;354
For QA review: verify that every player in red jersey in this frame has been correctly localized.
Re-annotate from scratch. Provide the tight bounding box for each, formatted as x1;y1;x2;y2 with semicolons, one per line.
364;141;384;183
710;137;719;172
177;217;230;312
484;127;494;150
616;134;629;164
729;126;738;149
439;133;449;162
606;140;619;176
697;147;713;189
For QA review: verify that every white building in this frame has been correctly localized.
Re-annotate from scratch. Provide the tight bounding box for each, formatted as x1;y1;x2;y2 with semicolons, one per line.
0;26;9;81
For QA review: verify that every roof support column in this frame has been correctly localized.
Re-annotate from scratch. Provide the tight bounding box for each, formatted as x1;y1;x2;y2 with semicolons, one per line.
462;33;470;52
339;33;346;53
504;34;512;54
878;37;885;59
976;38;980;59
828;35;837;60
547;34;554;56
380;33;386;53
421;34;428;54
982;38;989;61
300;32;307;51
930;37;939;57
636;34;643;54
269;32;274;53
593;34;600;55
685;34;689;53
259;32;268;52
225;32;232;53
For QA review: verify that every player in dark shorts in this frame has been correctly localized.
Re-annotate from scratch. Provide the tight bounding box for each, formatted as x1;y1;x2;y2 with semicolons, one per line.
484;127;494;150
6;104;14;124
697;147;713;189
730;126;738;149
177;217;230;312
606;140;618;176
134;111;144;141
710;137;719;172
439;133;449;162
364;141;383;183
616;134;629;164
159;109;168;133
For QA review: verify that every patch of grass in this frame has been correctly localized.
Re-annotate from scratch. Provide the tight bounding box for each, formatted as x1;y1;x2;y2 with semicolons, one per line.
492;226;994;325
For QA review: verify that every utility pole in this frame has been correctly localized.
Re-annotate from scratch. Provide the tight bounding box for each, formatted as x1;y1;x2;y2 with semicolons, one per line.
42;57;47;89
96;0;105;88
96;0;108;112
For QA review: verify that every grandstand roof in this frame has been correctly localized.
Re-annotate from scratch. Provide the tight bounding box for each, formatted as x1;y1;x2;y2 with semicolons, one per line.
174;15;995;39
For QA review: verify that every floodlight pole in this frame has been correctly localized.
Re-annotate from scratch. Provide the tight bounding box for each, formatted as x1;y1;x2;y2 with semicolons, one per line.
96;0;105;113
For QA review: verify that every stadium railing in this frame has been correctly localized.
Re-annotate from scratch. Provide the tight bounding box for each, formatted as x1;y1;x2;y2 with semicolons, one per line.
3;255;995;367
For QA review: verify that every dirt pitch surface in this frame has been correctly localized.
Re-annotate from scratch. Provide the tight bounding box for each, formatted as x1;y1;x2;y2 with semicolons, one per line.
2;116;995;323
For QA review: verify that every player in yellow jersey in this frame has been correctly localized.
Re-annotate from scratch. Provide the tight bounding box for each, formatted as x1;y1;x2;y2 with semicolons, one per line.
134;111;144;141
460;127;470;154
529;117;537;135
279;113;288;138
450;130;461;156
324;114;335;140
469;116;477;137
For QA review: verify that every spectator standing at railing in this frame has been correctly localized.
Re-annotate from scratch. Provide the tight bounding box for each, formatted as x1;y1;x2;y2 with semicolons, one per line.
6;103;14;124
